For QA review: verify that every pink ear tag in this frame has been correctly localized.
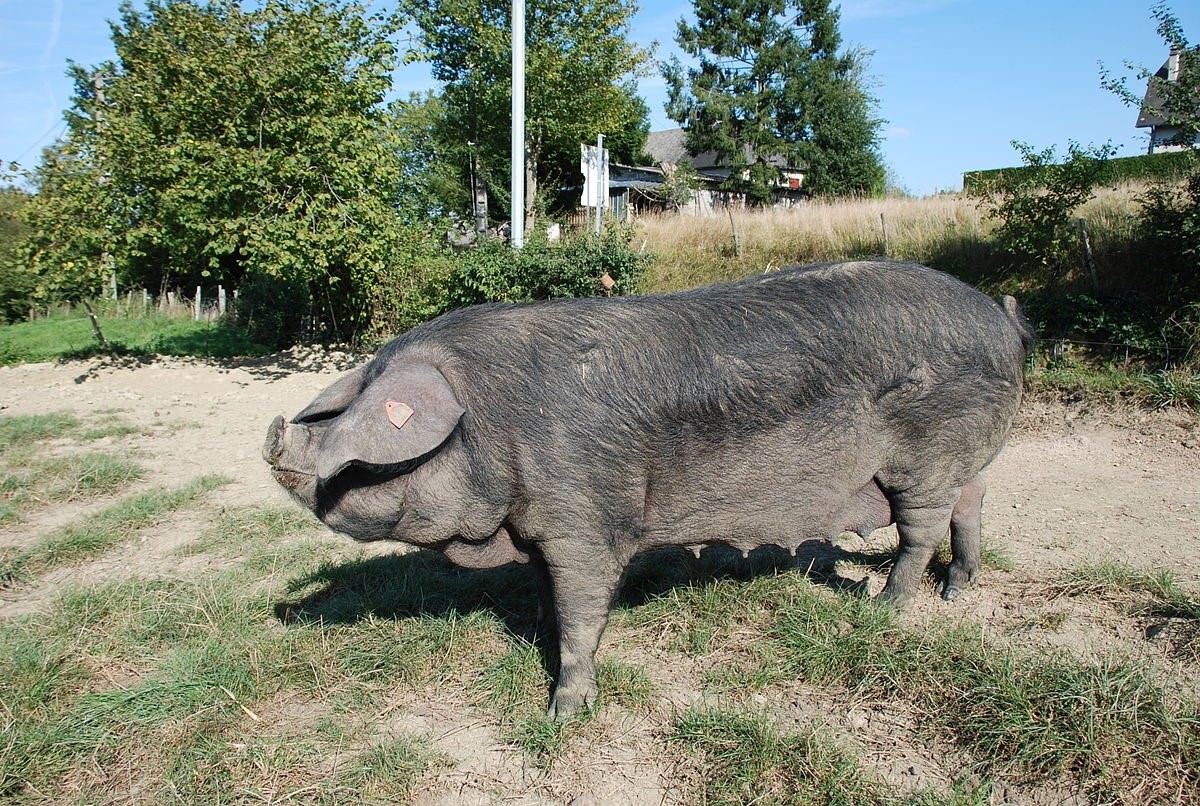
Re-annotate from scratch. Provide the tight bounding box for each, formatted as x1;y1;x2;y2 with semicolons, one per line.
385;400;414;429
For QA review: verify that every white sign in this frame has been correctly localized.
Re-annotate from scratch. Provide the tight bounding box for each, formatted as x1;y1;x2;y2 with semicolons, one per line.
580;142;609;209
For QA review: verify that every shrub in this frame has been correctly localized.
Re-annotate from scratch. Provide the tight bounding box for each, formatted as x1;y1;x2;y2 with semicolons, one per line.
232;271;313;350
979;141;1116;288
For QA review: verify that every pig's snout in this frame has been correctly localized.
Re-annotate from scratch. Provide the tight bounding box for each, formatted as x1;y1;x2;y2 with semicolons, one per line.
264;417;317;498
263;415;287;465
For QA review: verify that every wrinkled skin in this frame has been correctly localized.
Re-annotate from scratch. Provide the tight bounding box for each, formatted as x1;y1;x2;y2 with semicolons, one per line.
264;260;1032;719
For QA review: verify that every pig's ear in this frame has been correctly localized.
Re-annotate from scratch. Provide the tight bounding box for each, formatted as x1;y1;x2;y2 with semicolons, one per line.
316;364;465;480
293;365;368;424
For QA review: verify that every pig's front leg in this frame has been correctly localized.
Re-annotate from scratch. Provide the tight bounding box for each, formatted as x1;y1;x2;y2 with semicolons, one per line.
540;542;625;720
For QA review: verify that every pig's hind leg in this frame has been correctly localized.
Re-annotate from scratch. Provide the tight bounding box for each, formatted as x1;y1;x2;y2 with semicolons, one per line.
874;485;959;609
943;474;984;601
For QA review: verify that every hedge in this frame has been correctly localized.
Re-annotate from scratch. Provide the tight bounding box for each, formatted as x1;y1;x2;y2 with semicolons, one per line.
962;149;1197;194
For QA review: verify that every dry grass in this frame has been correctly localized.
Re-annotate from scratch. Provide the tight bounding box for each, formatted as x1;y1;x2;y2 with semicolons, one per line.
635;184;1148;294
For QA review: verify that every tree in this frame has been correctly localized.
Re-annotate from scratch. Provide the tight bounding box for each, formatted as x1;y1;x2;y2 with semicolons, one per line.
406;0;651;231
0;186;34;323
663;0;884;202
20;0;415;342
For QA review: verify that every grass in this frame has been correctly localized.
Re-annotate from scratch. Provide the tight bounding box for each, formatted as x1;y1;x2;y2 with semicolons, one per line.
0;309;270;365
671;707;983;805
1052;561;1200;658
625;561;1200;801
0;508;469;800
1028;360;1200;409
177;505;321;557
0;473;231;583
0;412;80;453
3;495;1197;800
1;451;143;514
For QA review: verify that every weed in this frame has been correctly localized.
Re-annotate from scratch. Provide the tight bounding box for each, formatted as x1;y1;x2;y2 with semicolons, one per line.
596;658;654;709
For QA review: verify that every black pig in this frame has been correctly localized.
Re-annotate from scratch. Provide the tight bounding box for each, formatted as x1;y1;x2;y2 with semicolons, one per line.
264;260;1032;718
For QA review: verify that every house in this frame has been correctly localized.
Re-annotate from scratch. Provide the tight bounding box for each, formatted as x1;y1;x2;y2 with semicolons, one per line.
1137;49;1200;153
604;128;806;219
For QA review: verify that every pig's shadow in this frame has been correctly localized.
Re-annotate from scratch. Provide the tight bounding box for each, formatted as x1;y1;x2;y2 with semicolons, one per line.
273;538;898;648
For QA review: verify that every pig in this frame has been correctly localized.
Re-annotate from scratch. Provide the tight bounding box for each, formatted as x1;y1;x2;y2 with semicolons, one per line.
264;259;1033;719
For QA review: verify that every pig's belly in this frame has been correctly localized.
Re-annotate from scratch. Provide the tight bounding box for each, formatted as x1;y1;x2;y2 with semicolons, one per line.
640;426;892;552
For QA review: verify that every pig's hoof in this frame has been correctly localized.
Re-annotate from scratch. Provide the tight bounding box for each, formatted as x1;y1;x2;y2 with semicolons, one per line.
547;683;597;721
941;584;964;602
873;587;914;610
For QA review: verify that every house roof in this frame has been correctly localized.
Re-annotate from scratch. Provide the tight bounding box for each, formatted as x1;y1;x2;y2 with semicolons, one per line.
1137;58;1173;128
644;127;800;171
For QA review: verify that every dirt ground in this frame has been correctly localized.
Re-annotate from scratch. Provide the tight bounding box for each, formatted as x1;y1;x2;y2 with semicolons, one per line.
1;352;1198;803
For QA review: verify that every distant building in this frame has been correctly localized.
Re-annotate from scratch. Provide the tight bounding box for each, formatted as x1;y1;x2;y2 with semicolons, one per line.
1137;49;1200;154
604;128;807;219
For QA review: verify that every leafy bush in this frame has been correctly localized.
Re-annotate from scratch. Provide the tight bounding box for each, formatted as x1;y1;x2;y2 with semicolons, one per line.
979;141;1115;286
232;271;314;350
357;227;651;347
1138;155;1200;296
437;228;650;309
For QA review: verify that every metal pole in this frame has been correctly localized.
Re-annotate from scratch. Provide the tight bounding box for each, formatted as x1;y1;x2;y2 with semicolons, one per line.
594;133;604;236
510;0;525;248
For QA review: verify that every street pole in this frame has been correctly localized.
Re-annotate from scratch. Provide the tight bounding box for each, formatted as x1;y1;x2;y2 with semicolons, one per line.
594;132;604;236
510;0;525;248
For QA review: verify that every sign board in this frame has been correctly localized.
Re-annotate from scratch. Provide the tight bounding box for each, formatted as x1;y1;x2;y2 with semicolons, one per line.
580;142;610;209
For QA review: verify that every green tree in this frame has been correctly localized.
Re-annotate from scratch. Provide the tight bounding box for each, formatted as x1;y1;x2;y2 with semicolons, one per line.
663;0;884;202
406;0;651;231
0;186;35;322
21;0;416;343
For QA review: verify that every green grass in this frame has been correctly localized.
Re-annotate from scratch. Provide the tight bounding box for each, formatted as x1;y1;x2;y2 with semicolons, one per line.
0;451;144;524
0;474;231;583
177;505;321;557
626;564;1200;801
324;737;446;804
0;412;80;453
1028;361;1200;409
1053;562;1200;658
0;311;270;365
0;513;490;800
672;708;985;805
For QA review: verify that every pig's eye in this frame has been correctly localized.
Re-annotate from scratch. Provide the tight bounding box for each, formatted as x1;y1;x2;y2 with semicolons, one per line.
293;409;343;425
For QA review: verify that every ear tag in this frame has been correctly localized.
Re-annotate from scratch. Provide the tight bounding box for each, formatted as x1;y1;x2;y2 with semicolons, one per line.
385;400;414;429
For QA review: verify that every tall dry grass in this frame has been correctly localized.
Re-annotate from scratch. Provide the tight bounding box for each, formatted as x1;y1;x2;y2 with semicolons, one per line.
635;185;1147;295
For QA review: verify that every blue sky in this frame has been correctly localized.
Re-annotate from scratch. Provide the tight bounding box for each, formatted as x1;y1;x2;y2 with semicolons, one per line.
1;1;1196;195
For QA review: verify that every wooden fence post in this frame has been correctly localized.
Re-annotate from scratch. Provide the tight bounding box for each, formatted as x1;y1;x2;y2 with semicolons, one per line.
194;286;202;321
218;285;226;316
880;212;889;258
1077;218;1099;295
